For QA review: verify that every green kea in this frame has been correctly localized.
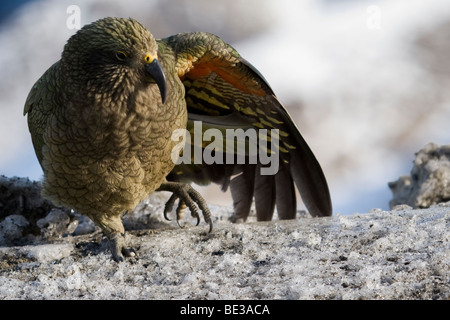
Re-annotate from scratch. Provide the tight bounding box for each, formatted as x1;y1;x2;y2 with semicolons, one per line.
24;17;332;261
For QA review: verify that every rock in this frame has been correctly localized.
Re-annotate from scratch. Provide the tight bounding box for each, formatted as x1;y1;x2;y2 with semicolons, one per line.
36;208;78;238
0;176;55;244
0;175;54;219
0;215;29;243
389;143;450;209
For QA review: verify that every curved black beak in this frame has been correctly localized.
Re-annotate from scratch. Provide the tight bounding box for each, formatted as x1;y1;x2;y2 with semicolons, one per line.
145;59;167;104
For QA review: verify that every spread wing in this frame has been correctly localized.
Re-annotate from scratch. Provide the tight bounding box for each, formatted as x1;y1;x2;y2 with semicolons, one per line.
159;33;332;220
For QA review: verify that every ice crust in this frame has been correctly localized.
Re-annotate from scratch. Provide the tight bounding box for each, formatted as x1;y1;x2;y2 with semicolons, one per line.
0;202;448;300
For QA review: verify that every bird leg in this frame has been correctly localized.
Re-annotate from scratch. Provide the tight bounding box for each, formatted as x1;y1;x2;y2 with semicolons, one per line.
157;181;213;232
108;232;136;262
89;214;136;262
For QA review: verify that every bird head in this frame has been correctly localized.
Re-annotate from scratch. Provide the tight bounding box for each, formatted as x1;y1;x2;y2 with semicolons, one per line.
60;17;167;104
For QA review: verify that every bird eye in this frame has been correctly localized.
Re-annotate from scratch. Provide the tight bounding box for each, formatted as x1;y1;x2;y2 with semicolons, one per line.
116;51;128;61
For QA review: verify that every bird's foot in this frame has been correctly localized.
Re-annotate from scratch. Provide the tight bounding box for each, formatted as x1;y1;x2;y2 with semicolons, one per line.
109;232;136;262
157;181;213;232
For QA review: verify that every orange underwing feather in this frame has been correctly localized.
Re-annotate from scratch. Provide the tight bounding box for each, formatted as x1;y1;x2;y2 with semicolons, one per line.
183;57;266;97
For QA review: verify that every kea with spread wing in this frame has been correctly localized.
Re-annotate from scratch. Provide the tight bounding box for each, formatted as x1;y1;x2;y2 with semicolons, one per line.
24;17;332;261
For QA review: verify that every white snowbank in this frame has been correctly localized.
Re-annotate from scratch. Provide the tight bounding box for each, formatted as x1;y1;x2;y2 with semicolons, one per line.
1;203;448;300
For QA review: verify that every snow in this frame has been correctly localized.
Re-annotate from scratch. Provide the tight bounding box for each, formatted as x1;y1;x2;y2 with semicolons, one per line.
0;202;449;300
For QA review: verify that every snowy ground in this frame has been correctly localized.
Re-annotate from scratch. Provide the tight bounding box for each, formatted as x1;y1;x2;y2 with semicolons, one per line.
1;198;449;300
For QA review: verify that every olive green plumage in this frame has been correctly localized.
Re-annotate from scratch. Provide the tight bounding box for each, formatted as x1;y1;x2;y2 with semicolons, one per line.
24;17;332;261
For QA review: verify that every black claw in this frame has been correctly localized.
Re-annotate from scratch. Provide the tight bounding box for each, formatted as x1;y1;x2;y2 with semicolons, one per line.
189;209;200;226
176;219;185;229
186;202;201;226
208;219;213;233
164;194;177;221
164;211;172;221
186;206;199;224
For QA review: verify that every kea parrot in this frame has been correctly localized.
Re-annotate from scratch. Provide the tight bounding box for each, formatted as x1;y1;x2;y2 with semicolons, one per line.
24;17;332;261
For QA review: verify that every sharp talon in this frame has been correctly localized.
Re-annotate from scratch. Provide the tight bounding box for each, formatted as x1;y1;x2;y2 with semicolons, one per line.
199;206;213;232
176;219;185;229
164;194;178;221
208;219;213;233
186;206;199;224
196;216;200;227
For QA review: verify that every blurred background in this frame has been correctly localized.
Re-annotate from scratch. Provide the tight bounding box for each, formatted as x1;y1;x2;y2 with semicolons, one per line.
0;0;449;215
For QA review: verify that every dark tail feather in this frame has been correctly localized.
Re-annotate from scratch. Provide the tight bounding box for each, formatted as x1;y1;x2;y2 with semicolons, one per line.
275;164;297;219
254;164;276;221
230;165;255;221
289;135;332;217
